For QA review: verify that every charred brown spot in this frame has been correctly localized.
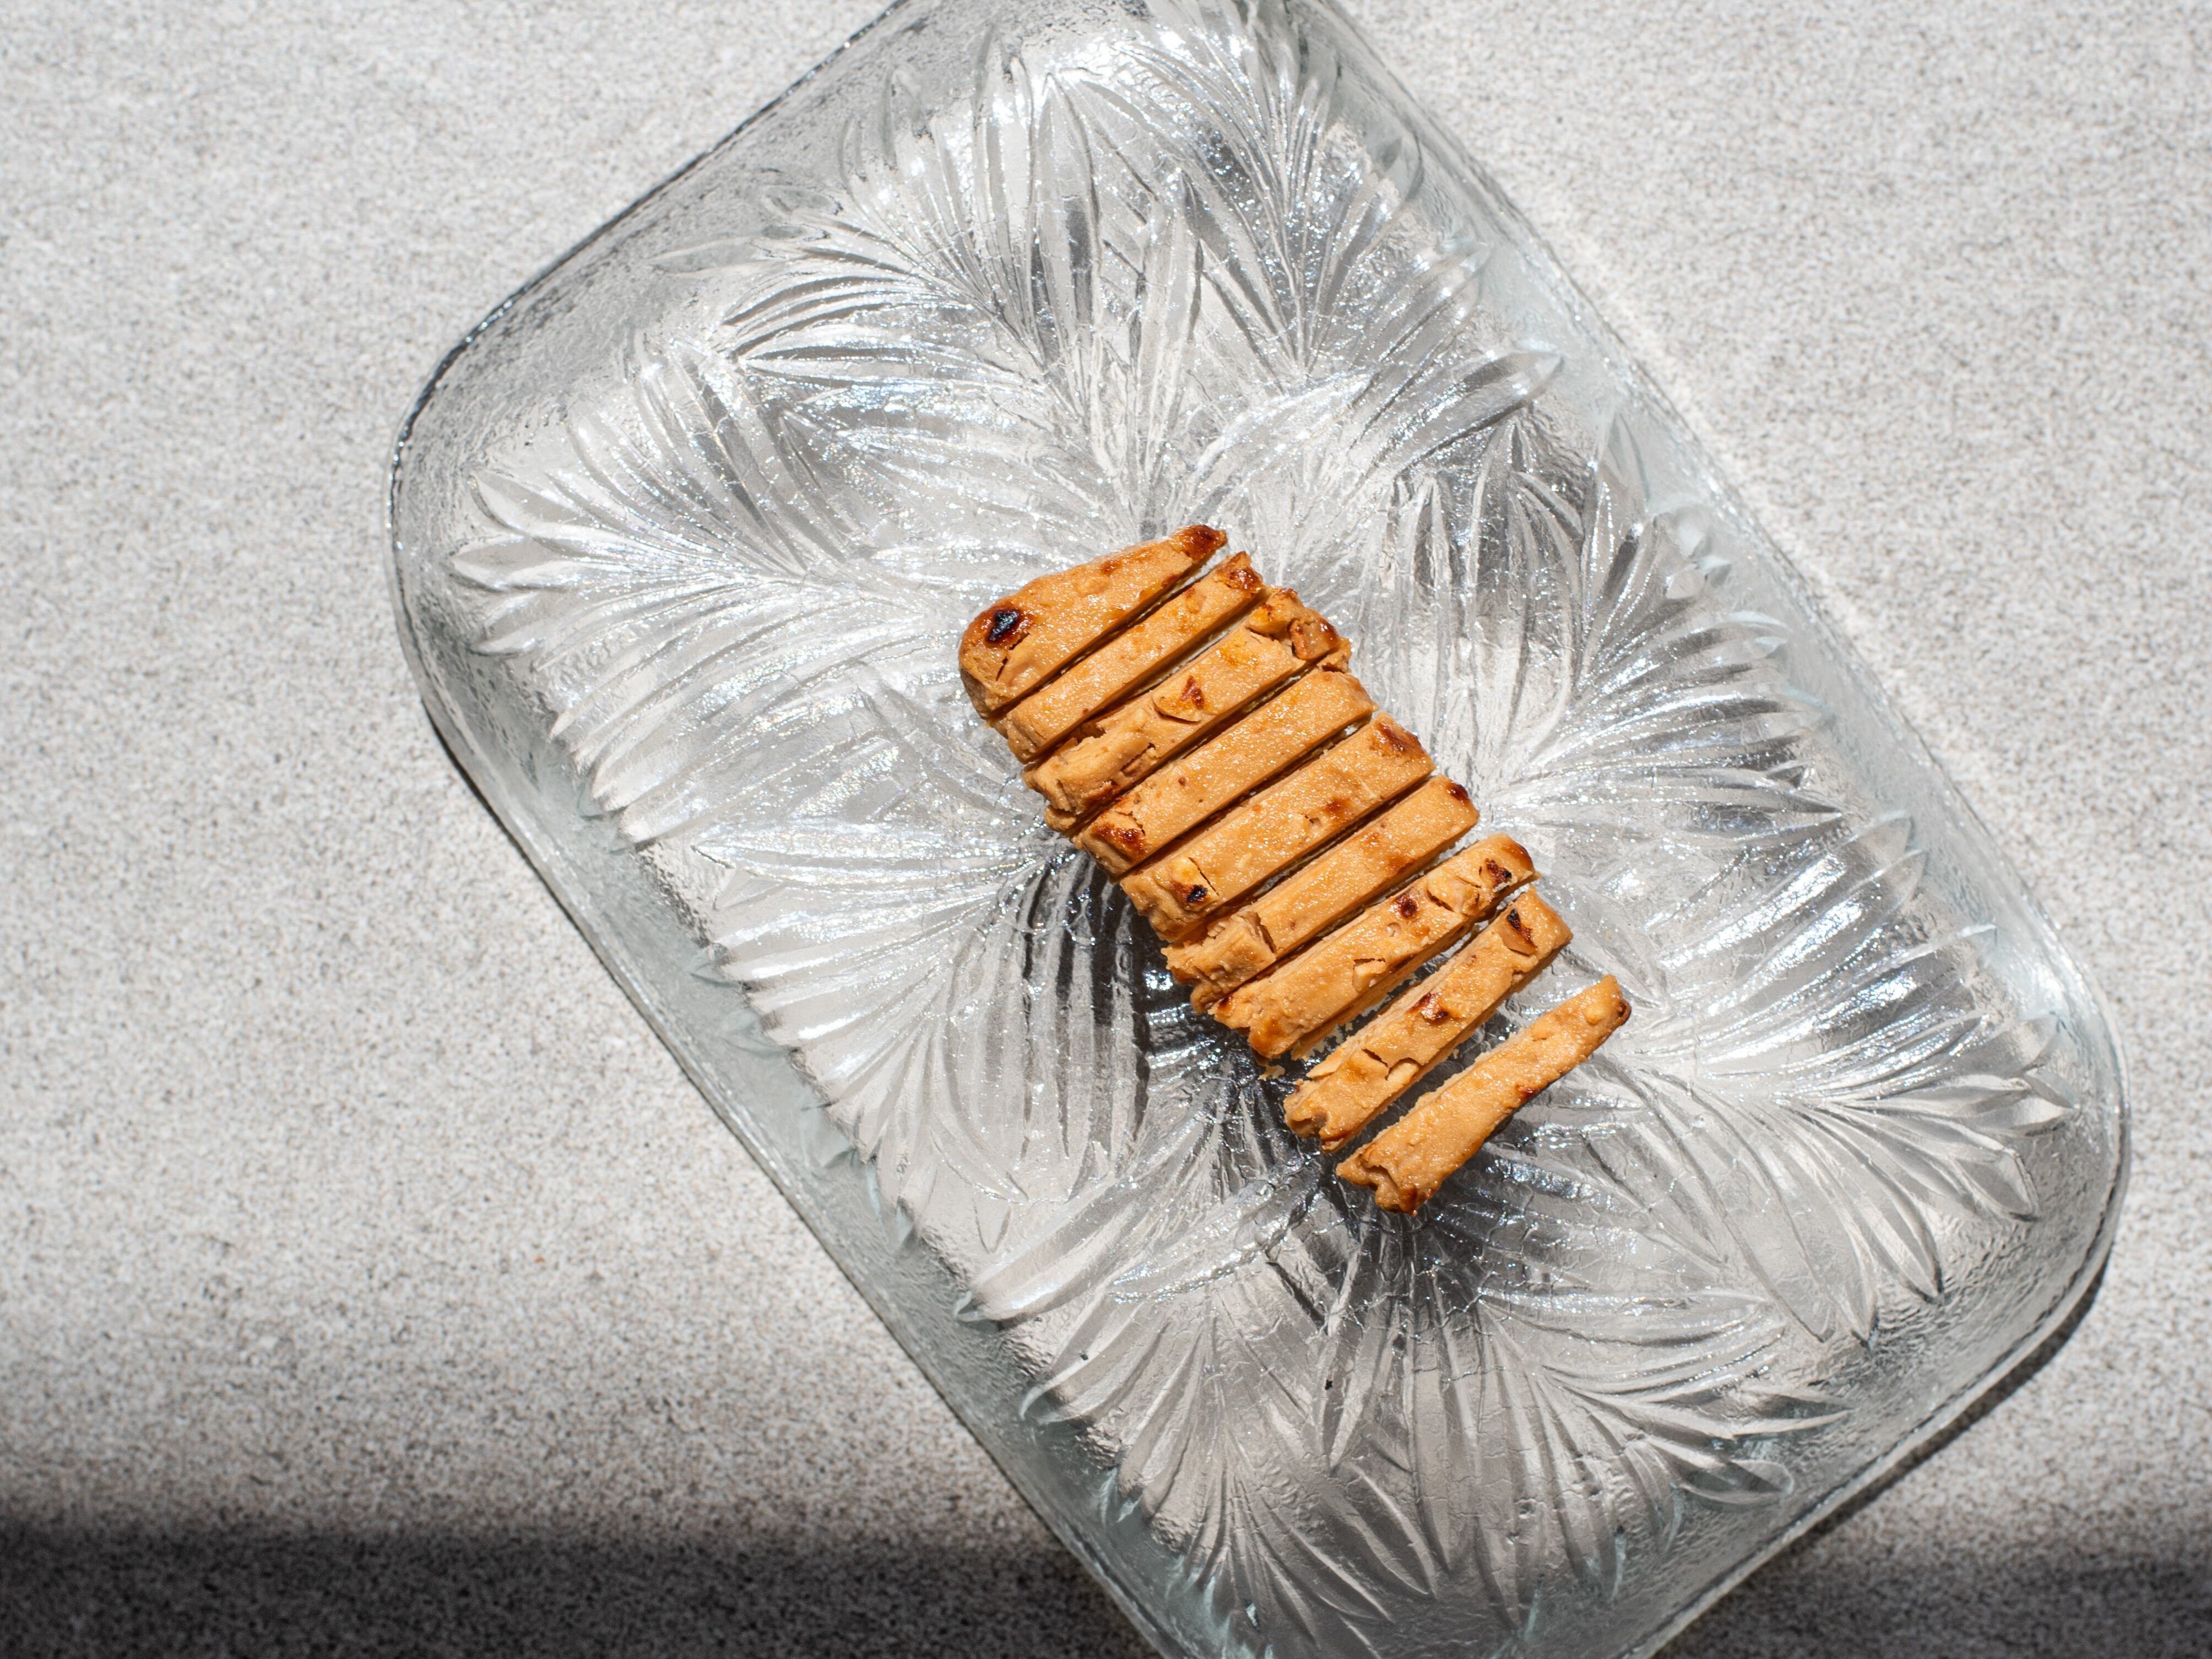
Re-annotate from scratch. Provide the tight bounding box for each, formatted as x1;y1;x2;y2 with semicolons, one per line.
1096;822;1147;856
1394;893;1421;918
1183;885;1210;906
1416;993;1451;1025
1222;560;1262;593
1483;860;1512;887
985;607;1028;646
1443;781;1471;805
1372;720;1413;754
1180;676;1206;707
1323;796;1351;818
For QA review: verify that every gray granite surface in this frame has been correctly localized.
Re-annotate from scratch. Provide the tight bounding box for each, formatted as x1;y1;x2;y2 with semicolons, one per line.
3;1;2208;1653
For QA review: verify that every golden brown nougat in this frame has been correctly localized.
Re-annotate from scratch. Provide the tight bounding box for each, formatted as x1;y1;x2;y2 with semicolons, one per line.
1119;715;1432;941
1166;781;1482;1008
995;553;1266;763
1026;589;1345;831
1286;892;1571;1149
1212;836;1536;1059
1076;667;1375;876
959;525;1224;715
1336;976;1630;1212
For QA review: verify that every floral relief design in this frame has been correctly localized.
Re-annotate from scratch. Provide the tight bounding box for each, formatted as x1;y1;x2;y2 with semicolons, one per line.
449;0;2069;1646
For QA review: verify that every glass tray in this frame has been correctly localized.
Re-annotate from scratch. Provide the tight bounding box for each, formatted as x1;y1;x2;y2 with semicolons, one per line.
387;2;2127;1653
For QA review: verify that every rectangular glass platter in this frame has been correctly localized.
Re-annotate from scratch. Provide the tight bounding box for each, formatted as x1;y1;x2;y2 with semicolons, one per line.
387;2;2127;1654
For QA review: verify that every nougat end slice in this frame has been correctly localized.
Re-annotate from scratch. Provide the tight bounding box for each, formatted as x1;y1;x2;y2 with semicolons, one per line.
1337;976;1630;1212
1027;588;1346;831
959;524;1224;715
1287;890;1572;1148
995;553;1265;764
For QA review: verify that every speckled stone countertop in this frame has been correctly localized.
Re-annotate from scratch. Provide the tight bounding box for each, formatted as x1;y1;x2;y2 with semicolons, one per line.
4;2;2206;1652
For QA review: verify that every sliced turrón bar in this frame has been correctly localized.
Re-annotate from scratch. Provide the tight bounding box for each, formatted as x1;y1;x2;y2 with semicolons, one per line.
1026;587;1343;831
961;527;1625;1210
996;552;1266;763
959;525;1224;715
1119;714;1433;942
1165;779;1479;1009
1285;891;1572;1149
1211;836;1535;1060
1337;977;1630;1212
1076;666;1374;877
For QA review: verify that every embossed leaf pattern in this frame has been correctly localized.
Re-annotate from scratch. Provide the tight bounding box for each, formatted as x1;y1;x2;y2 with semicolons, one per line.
451;0;2070;1645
